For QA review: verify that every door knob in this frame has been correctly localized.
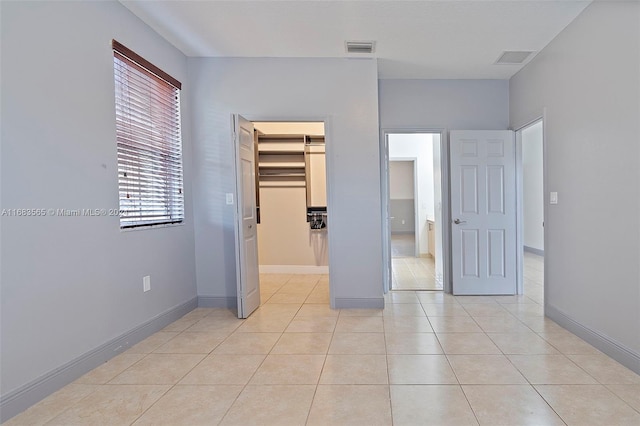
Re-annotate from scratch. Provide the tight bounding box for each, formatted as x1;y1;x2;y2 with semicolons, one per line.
248;224;253;229
454;219;466;225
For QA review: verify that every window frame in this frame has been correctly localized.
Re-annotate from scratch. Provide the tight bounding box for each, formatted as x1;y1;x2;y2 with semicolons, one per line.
112;40;185;229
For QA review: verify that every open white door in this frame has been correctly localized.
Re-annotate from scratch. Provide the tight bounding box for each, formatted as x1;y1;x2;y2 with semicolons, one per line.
233;114;260;318
450;130;516;295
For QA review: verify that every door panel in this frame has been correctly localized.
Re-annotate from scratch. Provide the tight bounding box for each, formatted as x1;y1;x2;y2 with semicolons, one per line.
451;130;516;295
234;115;260;318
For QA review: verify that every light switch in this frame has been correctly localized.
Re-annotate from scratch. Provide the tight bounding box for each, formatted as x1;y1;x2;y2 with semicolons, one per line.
226;193;234;205
550;192;558;205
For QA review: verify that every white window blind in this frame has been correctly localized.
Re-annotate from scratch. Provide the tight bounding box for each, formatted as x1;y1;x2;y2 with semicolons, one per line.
112;40;184;229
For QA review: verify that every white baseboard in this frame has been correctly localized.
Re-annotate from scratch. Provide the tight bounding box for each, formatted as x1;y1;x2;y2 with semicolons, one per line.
259;265;329;274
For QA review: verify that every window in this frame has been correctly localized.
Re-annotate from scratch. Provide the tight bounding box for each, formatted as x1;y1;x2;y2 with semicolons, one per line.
112;40;184;228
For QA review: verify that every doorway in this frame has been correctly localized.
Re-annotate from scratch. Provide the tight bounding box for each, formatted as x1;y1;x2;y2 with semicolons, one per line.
384;132;444;291
517;120;545;303
247;121;330;313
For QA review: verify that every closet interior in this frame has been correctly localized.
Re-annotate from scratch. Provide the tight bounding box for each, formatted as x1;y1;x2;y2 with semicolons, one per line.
253;122;328;273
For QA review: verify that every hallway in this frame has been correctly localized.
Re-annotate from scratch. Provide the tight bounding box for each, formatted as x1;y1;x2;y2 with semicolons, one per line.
7;265;640;425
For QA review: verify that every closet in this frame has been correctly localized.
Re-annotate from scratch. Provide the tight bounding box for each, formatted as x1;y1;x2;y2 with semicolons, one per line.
253;122;328;272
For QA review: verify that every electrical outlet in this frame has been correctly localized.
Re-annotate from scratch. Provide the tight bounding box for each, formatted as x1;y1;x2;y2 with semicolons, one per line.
143;275;151;292
550;192;558;205
226;193;234;205
401;219;405;225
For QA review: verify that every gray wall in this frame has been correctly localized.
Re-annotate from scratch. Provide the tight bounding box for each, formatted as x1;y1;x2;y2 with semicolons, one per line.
389;161;415;234
188;57;382;308
0;0;196;400
379;79;509;130
510;1;640;363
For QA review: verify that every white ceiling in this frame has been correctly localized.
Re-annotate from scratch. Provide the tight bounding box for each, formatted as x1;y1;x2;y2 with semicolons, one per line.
121;0;591;79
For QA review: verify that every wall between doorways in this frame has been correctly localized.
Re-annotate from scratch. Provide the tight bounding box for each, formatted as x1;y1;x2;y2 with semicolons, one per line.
188;57;382;308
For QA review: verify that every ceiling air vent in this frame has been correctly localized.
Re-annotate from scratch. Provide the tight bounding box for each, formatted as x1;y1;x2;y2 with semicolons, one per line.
345;41;375;54
495;51;534;65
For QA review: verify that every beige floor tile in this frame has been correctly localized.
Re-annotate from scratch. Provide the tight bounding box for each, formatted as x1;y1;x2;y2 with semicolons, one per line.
203;308;239;318
383;303;426;317
385;292;420;304
518;317;567;333
132;385;242;425
296;304;339;317
417;292;459;304
329;332;386;354
219;385;315;426
507;355;598;384
606;384;640;412
385;332;443;355
127;332;180;354
391;385;478;426
492;295;538;304
462;385;564;425
429;317;482;333
320;354;388;384
234;315;291;333
75;353;145;384
307;385;392;426
153;332;228;354
447;355;528;385
472;315;533;333
390;385;478;425
334;316;384;332
487;332;560;355
339;308;383;317
437;333;502;354
383;316;433;333
179;308;215;322
535;385;640;425
162;317;199;332
265;292;309;304
388;355;458;384
422;303;470;317
186;316;243;334
109;354;205;385
454;296;499;304
285;316;337;333
2;384;99;426
271;332;332;354
277;284;315;296
249;354;325;384
460;303;509;317
539;332;602;355
305;291;330;304
567;354;640;384
179;354;265;385
212;332;281;354
46;385;169;426
502;303;545;318
253;303;301;317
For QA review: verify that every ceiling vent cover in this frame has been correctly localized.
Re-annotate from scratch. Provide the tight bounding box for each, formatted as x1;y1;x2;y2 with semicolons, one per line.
345;41;375;54
495;51;534;64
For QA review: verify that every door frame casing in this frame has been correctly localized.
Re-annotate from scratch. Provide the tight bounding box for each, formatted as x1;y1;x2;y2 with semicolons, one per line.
235;114;335;306
380;128;451;294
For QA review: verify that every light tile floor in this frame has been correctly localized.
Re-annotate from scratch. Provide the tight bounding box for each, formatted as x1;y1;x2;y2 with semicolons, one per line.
392;234;441;291
5;254;640;425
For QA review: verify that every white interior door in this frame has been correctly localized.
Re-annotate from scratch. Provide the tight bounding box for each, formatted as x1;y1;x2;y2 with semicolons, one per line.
233;114;260;318
450;130;516;295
